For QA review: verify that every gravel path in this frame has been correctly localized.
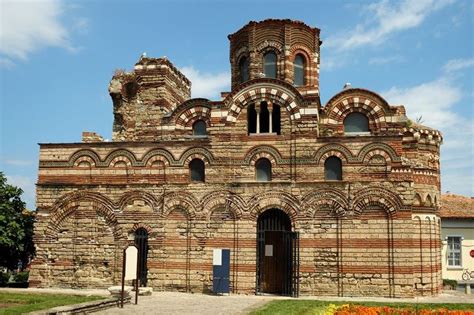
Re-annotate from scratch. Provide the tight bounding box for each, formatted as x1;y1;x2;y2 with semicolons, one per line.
93;290;473;315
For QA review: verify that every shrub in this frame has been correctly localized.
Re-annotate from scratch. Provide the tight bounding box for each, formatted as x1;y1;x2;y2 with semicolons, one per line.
13;270;29;283
0;271;11;286
443;279;458;290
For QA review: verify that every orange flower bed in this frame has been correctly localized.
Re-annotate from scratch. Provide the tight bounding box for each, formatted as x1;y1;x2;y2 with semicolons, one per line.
333;304;474;315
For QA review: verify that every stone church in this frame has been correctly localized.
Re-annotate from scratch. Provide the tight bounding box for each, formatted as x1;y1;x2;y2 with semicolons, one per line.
30;19;443;297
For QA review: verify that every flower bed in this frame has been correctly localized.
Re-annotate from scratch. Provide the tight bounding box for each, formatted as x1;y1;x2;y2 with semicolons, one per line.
324;304;474;315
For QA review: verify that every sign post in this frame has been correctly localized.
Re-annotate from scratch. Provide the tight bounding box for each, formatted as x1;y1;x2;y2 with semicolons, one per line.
121;245;139;308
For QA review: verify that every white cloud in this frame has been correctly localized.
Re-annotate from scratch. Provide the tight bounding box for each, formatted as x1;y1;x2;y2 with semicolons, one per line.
442;58;474;73
381;72;473;196
180;66;230;100
0;0;76;65
382;77;461;128
325;0;454;52
368;55;404;65
5;175;36;210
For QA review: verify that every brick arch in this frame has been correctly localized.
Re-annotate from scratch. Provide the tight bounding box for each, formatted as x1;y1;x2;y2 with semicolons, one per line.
243;145;284;165
177;106;211;130
130;222;153;235
161;191;199;218
201;190;246;220
178;147;215;166
352;187;404;217
357;142;401;164
69;149;101;167
104;149;138;167
165;98;210;122
223;81;304;124
118;190;160;212
314;143;353;164
142;148;175;166
46;191;122;240
73;155;96;168
248;191;299;222
324;88;392;133
301;188;349;218
109;156;132;168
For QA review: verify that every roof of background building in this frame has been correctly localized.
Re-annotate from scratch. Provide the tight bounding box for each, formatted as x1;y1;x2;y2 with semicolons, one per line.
439;193;474;218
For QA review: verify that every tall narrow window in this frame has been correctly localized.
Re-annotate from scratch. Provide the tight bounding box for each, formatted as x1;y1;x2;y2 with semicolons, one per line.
263;52;277;78
239;56;249;83
293;54;305;86
272;104;281;135
324;156;342;180
256;158;272;182
247;104;257;134
344;112;369;133
189;159;205;182
259;102;269;133
193;120;207;136
447;236;462;267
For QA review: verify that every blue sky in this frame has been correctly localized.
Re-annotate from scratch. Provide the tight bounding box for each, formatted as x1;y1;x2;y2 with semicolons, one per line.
0;0;473;209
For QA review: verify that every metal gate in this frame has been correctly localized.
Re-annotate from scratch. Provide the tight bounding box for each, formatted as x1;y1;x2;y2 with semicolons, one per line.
134;228;148;287
256;209;299;297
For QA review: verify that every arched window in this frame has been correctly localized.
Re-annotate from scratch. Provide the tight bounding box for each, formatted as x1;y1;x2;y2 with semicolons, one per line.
324;156;342;181
344;112;369;133
189;159;205;182
239;56;249;83
256;158;272;182
248;102;281;135
193;120;207;136
263;52;277;78
293;54;305;86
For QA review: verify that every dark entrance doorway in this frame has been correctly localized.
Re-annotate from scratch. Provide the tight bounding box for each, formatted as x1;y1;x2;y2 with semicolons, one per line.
256;209;299;296
134;228;148;287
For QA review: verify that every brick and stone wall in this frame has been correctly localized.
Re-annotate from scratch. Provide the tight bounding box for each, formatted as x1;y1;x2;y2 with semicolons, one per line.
30;19;442;298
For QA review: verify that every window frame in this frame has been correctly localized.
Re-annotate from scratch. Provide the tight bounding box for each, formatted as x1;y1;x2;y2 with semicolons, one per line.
192;119;207;137
239;56;249;83
446;235;463;268
324;156;343;181
263;51;277;79
255;158;272;182
293;54;306;86
343;112;370;135
189;158;205;182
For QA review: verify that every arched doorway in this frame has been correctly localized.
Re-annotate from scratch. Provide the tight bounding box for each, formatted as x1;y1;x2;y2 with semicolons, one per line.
134;228;149;287
256;209;299;296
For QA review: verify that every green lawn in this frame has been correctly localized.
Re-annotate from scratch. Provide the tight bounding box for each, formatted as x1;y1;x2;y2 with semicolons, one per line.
250;300;474;315
0;291;105;315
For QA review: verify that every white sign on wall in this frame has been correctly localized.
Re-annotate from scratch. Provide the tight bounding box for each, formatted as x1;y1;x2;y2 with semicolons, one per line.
265;245;273;257
124;246;138;280
213;249;222;266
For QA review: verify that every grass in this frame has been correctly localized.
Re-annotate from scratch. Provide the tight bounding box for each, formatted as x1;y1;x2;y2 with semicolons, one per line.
0;291;105;315
250;300;474;315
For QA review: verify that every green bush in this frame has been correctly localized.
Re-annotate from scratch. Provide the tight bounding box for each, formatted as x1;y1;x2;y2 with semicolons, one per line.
0;271;11;286
443;279;457;290
13;271;29;283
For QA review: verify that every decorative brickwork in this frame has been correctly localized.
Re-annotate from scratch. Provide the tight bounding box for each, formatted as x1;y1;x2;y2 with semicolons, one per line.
31;19;442;297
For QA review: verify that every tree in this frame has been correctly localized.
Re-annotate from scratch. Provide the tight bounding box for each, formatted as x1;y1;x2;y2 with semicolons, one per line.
0;172;35;270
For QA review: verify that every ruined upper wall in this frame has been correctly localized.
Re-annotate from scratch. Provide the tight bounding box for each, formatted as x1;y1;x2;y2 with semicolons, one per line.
228;19;321;97
109;57;191;141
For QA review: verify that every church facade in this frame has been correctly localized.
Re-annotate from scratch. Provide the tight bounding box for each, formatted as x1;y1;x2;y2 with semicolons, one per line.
30;19;443;297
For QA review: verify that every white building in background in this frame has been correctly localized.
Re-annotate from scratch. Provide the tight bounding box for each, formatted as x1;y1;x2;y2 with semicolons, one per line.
440;194;474;291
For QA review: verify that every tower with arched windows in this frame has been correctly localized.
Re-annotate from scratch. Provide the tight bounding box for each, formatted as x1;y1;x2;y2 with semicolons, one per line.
31;19;443;299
